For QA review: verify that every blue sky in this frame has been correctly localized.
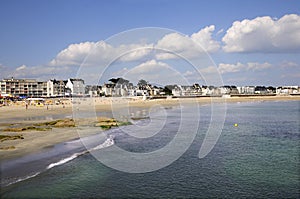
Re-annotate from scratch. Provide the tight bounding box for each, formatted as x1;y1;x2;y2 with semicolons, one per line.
0;0;299;86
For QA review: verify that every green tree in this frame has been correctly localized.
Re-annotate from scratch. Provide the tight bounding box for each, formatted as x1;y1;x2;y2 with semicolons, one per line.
163;85;175;95
137;79;148;89
109;77;129;85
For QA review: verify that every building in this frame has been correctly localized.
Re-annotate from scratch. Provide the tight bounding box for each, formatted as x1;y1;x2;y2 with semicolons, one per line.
145;84;162;96
276;86;299;95
171;85;202;96
0;77;86;98
47;79;68;97
254;86;268;94
85;85;102;97
237;86;255;94
114;84;129;97
37;81;48;97
0;77;47;97
219;86;232;95
102;83;115;96
0;81;6;95
65;79;85;96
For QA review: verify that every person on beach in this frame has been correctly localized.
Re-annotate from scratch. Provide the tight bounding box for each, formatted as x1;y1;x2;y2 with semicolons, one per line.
25;103;28;110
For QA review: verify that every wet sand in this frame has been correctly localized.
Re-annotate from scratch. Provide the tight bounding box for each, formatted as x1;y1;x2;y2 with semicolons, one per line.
0;95;299;161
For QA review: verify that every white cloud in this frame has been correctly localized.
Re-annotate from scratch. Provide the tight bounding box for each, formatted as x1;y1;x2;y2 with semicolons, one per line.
0;62;83;81
182;70;200;83
246;62;272;71
183;70;194;76
49;26;220;69
127;60;170;74
182;66;225;86
118;44;154;62
50;41;154;67
115;60;187;85
226;77;254;84
155;26;220;59
155;33;195;59
280;61;299;68
182;67;217;84
50;41;99;66
222;14;300;53
12;65;76;80
111;67;129;77
218;62;245;74
191;25;220;52
5;19;298;84
218;62;273;74
16;64;27;71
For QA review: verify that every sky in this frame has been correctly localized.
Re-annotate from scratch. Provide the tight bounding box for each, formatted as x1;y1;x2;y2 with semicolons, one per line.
0;0;299;86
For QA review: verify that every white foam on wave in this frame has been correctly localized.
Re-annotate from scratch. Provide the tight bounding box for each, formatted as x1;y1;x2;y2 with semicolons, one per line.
4;136;115;187
47;135;115;169
6;172;41;187
46;151;87;169
90;135;115;151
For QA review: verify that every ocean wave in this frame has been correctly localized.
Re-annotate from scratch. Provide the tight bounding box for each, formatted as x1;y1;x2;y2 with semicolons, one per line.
46;151;87;169
6;172;41;187
90;135;114;151
47;135;114;169
4;136;115;187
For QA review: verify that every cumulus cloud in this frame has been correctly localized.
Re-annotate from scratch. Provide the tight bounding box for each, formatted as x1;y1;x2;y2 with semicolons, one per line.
50;41;154;67
12;65;76;80
218;62;245;74
155;33;192;59
182;65;224;86
118;44;154;62
222;14;300;53
48;25;220;78
218;62;272;74
155;26;220;59
182;67;215;83
191;25;220;52
127;60;170;75
50;41;98;66
0;61;82;81
199;66;219;75
114;59;187;85
6;17;298;84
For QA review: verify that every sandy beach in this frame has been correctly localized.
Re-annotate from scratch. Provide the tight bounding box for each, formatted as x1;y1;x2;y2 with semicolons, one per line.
0;95;299;161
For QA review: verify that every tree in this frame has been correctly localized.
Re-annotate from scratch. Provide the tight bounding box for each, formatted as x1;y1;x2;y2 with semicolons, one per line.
267;86;276;93
109;77;129;85
163;85;176;95
137;79;148;89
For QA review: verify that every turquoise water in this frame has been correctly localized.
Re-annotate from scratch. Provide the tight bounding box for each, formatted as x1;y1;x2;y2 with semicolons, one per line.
1;101;299;198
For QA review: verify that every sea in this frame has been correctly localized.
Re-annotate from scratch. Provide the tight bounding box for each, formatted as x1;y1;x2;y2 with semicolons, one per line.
1;100;299;198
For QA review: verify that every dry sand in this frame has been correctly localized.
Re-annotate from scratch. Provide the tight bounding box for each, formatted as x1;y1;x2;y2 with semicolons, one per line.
0;95;299;161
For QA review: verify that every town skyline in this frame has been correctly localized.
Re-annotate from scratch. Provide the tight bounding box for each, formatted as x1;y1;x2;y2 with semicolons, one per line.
0;1;299;86
1;76;299;99
2;76;300;87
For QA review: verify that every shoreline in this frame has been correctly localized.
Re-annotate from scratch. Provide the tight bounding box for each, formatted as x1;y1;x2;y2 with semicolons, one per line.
0;95;299;161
